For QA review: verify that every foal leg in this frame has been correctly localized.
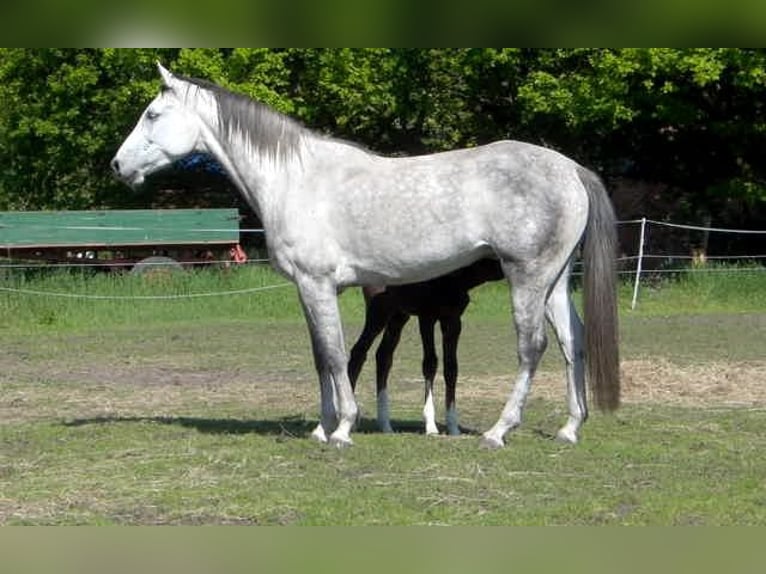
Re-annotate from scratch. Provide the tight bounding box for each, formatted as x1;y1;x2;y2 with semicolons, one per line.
482;269;549;448
374;312;410;433
418;316;440;435
348;295;393;391
297;277;358;447
545;269;587;444
440;314;462;436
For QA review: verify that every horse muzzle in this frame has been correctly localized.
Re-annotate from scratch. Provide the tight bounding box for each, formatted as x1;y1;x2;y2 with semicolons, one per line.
110;157;144;187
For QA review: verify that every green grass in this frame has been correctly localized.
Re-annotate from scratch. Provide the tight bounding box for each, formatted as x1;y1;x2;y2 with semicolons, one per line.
465;264;766;321
1;264;764;336
1;264;765;524
624;265;766;315
0;265;307;332
2;393;764;525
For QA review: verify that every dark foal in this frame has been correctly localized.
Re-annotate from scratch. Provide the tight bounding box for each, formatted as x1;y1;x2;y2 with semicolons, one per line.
348;258;504;435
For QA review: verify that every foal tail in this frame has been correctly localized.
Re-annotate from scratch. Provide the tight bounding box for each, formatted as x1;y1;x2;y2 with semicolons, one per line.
577;166;620;412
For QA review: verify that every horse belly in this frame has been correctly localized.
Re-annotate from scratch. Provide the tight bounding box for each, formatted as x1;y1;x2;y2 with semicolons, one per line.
340;217;490;286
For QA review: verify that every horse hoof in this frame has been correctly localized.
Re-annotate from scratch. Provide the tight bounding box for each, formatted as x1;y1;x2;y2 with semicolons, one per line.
310;425;328;443
329;432;354;449
480;434;504;449
425;426;440;436
555;428;579;444
447;428;462;437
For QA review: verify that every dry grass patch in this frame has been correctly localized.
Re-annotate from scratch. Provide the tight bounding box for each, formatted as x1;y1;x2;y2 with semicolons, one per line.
455;359;766;411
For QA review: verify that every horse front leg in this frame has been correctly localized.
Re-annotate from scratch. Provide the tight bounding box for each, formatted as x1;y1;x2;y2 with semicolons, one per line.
297;277;358;448
304;322;338;444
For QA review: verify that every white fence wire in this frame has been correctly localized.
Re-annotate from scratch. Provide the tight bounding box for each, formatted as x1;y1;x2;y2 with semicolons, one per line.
617;218;766;310
1;218;764;305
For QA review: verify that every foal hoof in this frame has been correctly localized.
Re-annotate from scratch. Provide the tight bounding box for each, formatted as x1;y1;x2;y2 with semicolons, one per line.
480;433;504;449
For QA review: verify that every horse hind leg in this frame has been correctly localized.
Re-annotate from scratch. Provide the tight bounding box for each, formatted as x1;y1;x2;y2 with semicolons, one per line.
418;316;440;435
545;268;587;444
481;266;549;449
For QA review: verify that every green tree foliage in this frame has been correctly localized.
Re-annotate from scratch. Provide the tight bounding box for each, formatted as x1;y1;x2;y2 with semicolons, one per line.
0;48;176;210
512;48;766;211
0;48;764;222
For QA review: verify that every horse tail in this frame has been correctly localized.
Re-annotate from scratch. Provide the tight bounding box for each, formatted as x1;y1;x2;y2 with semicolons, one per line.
577;166;620;412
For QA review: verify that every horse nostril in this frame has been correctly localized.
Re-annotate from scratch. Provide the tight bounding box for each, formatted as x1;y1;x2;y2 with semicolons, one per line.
111;158;120;175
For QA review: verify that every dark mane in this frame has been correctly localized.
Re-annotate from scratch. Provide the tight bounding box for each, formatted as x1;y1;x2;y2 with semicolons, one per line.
177;74;304;161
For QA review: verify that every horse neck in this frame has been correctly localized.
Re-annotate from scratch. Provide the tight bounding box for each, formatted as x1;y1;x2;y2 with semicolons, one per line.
199;111;305;225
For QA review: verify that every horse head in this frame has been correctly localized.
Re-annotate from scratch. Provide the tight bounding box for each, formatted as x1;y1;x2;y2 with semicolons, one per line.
111;63;205;187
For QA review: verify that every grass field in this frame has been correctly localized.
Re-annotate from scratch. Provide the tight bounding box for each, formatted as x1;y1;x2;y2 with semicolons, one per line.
1;265;765;524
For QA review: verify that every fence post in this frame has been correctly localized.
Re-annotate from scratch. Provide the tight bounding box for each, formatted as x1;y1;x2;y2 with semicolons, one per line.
631;217;647;310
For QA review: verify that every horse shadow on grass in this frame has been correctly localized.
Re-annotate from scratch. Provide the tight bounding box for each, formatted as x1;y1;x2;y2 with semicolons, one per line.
63;415;480;439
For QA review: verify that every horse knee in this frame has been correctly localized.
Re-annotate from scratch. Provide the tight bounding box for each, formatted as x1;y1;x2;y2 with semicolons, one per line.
518;328;548;366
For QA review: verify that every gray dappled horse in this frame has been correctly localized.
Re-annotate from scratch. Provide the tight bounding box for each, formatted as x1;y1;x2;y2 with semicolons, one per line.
112;63;620;449
349;258;504;436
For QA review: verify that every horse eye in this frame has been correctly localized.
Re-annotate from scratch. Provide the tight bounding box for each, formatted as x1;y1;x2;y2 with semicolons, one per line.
146;110;159;121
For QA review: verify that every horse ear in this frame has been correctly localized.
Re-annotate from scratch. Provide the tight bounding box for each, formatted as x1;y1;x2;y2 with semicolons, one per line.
157;62;175;89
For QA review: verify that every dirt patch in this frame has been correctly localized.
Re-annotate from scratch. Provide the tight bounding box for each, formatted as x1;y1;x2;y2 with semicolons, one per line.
3;357;766;427
72;357;766;409
0;362;318;425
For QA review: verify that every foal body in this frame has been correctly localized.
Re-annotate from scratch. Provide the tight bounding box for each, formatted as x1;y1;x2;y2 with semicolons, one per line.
349;258;504;435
